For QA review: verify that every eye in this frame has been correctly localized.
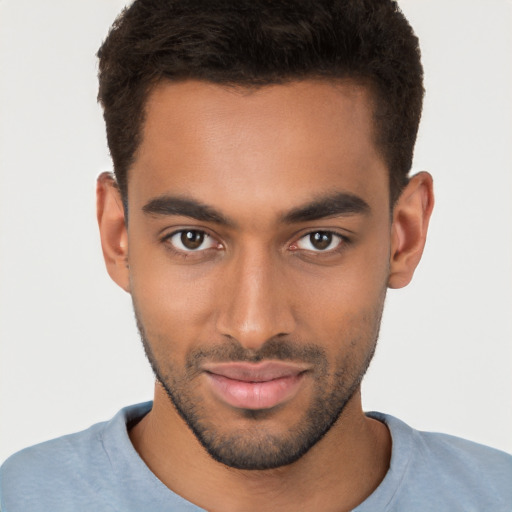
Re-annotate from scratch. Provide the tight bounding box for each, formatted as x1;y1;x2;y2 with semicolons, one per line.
166;230;218;252
294;231;345;252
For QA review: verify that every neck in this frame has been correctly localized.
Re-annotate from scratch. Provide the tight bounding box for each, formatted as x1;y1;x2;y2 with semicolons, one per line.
129;383;391;512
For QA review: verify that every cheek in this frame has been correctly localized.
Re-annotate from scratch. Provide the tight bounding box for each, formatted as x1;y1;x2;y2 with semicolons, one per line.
128;246;219;352
294;240;389;343
300;240;389;305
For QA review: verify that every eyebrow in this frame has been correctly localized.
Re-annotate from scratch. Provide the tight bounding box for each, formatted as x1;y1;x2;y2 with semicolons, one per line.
142;195;233;226
282;192;370;223
142;191;370;226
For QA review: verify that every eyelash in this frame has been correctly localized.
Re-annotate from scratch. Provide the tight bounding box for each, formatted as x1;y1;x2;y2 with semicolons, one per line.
161;229;223;258
289;231;348;254
161;229;349;257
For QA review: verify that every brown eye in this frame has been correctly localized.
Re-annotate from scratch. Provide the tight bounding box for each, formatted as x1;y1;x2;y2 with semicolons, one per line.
310;232;332;250
294;231;344;252
167;230;217;252
181;230;205;250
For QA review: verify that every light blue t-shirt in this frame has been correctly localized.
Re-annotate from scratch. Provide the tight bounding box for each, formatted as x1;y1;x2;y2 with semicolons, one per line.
1;402;511;511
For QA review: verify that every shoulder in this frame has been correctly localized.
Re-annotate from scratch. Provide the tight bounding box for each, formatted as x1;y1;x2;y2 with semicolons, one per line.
416;427;512;473
366;412;512;511
415;428;512;489
0;402;152;512
412;430;512;510
0;420;112;511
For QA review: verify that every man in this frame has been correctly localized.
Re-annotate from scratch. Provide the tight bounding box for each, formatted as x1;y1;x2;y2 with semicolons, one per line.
1;0;510;510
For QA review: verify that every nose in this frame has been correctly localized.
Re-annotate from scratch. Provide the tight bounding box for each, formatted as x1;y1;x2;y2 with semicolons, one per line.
215;246;296;350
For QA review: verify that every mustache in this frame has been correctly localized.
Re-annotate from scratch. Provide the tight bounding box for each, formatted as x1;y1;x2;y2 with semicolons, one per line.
186;337;327;370
133;306;328;375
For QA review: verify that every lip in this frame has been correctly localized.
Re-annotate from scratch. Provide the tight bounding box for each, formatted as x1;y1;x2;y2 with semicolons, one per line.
203;361;309;410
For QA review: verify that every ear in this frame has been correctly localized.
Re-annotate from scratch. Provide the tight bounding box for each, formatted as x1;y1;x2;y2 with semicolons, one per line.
388;171;434;289
96;172;130;293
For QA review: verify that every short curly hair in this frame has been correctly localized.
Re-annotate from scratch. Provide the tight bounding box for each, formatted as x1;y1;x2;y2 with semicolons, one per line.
97;0;423;206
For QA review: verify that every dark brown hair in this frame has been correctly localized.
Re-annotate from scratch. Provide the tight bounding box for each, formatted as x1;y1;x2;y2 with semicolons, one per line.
98;0;423;206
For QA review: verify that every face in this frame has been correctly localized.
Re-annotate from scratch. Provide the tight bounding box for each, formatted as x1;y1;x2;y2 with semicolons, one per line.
124;80;393;469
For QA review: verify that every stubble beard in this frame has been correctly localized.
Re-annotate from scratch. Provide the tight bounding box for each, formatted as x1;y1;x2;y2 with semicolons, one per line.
133;302;384;471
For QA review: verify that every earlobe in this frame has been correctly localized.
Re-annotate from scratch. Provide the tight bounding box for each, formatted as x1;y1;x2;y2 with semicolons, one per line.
388;172;434;289
96;172;131;293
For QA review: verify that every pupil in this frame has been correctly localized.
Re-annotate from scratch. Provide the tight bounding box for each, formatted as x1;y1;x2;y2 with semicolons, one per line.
181;231;204;250
311;232;332;250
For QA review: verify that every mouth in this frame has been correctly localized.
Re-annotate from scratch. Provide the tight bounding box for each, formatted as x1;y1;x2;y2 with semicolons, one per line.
202;361;309;410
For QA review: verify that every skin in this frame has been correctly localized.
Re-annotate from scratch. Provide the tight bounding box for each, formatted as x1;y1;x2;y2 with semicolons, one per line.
97;80;434;512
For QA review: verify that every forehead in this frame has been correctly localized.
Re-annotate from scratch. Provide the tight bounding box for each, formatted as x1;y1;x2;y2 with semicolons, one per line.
130;79;389;216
